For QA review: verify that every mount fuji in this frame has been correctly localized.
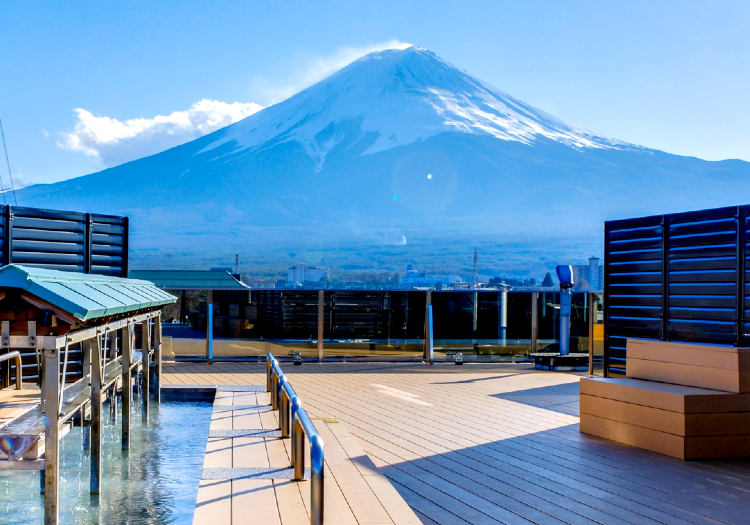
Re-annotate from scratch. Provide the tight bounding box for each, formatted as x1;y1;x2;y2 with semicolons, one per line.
17;46;750;277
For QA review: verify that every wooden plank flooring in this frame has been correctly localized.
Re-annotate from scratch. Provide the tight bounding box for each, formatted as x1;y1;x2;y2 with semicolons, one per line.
0;385;40;427
165;361;750;525
192;386;420;524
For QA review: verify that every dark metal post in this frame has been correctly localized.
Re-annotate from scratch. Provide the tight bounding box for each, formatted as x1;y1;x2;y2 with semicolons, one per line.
317;290;324;362
588;293;596;377
530;292;538;355
84;213;92;274
206;290;213;364
423;291;431;359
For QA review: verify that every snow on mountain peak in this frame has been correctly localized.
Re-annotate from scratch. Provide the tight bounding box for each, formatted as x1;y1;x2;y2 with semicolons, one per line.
199;46;629;167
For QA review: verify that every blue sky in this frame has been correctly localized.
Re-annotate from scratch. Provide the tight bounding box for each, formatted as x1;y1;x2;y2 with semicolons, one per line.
1;1;748;186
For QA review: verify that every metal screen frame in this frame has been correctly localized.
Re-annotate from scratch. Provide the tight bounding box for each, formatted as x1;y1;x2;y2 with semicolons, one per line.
604;204;749;376
0;205;128;277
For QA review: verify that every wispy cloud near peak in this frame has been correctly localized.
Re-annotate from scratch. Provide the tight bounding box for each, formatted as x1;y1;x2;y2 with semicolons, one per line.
253;39;413;104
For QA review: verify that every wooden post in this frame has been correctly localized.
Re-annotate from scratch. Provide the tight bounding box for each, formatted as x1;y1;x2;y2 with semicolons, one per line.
43;345;60;525
317;290;324;362
154;314;162;404
108;332;118;423
90;336;103;495
122;324;132;450
142;320;150;421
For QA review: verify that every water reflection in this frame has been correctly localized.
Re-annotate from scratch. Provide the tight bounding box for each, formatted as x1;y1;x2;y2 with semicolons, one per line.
0;400;211;524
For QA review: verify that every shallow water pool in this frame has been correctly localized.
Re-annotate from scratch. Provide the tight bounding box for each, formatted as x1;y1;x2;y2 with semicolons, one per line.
0;399;212;524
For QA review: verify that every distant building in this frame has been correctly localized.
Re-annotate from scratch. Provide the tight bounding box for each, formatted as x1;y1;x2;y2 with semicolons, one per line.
572;257;603;291
288;264;330;283
399;266;463;290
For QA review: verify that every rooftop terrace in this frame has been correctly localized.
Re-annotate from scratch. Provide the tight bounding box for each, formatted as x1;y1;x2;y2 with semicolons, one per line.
163;361;750;525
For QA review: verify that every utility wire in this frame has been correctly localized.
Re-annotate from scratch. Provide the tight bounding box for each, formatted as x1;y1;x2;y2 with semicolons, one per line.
0;114;17;206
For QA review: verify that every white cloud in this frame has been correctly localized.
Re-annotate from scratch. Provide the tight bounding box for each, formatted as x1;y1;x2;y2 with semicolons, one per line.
58;99;262;167
253;39;413;104
58;40;412;168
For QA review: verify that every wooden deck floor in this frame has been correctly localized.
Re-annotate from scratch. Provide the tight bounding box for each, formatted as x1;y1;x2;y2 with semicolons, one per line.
163;361;750;525
192;387;421;524
0;385;41;427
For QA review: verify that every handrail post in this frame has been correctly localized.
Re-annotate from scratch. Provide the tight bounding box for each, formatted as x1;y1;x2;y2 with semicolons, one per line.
280;386;289;437
271;368;279;409
293;415;305;481
266;354;273;392
310;433;325;525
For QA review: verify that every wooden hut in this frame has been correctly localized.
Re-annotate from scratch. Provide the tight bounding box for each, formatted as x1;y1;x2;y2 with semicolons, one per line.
0;264;175;524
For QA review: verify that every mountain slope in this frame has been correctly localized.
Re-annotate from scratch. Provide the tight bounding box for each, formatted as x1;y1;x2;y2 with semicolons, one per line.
17;46;750;276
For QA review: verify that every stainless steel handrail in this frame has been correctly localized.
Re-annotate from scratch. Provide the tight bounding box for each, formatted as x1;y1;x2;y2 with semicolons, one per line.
0;350;23;390
267;353;324;525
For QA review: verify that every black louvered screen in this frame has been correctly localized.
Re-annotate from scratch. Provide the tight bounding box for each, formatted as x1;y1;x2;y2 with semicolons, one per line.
0;205;128;277
604;205;749;377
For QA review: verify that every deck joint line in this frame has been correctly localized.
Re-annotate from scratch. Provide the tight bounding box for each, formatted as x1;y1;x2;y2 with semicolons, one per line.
201;466;310;480
208;429;282;438
211;404;269;412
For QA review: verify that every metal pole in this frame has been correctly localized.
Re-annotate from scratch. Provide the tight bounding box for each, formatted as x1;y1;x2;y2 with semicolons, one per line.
206;290;214;364
310;433;325;525
560;288;571;356
154;315;162;403
588;293;597;377
266;354;273;392
122;325;132;450
499;288;507;348
530;292;538;355
423;291;431;360
142;321;150;421
425;304;434;365
317;290;324;362
293;416;305;481
90;336;103;495
43;346;60;525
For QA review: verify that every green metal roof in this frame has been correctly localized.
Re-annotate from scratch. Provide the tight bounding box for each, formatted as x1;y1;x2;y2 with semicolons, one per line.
0;264;176;322
128;270;250;291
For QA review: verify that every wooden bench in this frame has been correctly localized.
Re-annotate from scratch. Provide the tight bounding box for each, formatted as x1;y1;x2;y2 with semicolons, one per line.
580;339;750;459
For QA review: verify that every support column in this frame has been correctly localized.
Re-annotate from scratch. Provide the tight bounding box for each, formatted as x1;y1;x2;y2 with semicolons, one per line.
499;288;507;348
530;292;538;355
154;315;162;403
588;293;597;377
90;336;103;495
317;290;324;363
108;332;118;423
122;324;132;450
423;291;432;362
43;346;60;525
206;290;213;364
142;320;150;421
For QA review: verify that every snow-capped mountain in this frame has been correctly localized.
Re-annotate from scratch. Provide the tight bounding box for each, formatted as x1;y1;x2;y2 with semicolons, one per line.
200;47;629;167
17;46;750;276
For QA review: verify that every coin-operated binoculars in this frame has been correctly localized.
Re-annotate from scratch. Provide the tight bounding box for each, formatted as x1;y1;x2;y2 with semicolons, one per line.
556;265;575;356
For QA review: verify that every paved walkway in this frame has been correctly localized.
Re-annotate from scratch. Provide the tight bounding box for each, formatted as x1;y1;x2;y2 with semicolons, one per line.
164;361;750;525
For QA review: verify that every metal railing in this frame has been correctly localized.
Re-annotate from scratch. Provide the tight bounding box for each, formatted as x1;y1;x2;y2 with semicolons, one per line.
267;353;324;525
0;351;23;390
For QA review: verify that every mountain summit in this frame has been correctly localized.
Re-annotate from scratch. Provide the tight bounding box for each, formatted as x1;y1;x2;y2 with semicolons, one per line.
18;46;750;275
201;46;628;168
